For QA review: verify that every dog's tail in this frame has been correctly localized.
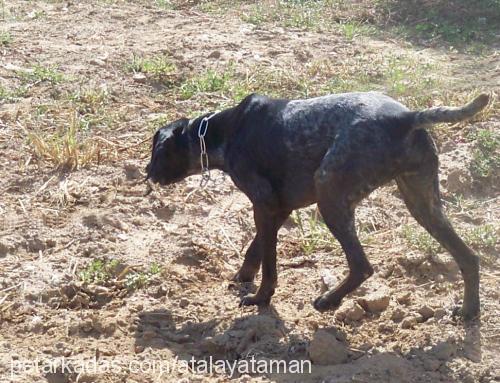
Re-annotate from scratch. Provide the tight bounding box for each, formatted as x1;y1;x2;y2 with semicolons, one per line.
410;93;489;127
390;94;489;138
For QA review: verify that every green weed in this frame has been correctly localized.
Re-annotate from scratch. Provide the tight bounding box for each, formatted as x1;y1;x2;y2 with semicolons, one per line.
292;209;336;254
179;68;233;100
126;54;176;81
17;64;64;84
469;129;500;180
401;224;441;255
80;259;120;284
0;31;12;46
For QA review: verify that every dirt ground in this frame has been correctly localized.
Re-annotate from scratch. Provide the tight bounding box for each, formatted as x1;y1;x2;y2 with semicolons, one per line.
0;1;499;382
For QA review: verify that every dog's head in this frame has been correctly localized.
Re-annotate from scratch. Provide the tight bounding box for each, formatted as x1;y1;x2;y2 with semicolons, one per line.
145;118;191;185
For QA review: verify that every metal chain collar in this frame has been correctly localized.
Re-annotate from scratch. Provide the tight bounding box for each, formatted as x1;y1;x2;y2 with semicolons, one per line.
197;112;218;187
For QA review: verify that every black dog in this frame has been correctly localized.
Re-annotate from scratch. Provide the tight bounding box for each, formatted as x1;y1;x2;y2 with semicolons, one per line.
146;92;489;320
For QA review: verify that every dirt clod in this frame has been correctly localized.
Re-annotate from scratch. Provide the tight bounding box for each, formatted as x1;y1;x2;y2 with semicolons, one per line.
358;290;390;313
308;329;348;365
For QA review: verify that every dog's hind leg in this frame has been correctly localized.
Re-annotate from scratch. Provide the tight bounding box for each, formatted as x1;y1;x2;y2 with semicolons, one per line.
313;168;375;312
396;148;480;320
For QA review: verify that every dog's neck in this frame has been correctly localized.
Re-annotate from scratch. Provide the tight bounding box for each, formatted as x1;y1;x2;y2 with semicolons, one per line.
185;108;235;174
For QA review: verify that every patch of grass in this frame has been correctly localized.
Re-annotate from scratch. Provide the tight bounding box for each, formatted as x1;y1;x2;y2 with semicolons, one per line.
322;54;438;108
17;64;64;84
463;224;497;251
80;259;161;291
80;259;120;284
292;209;336;254
179;67;233;100
469;129;500;180
339;21;375;40
240;0;364;32
401;224;441;255
0;31;12;46
377;0;500;53
70;87;109;114
153;0;173;8
125;54;176;82
125;263;161;290
0;84;27;102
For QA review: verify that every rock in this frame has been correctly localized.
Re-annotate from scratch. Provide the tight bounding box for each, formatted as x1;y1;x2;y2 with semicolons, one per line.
320;269;338;292
26;237;46;252
440;140;455;153
0;235;21;257
133;73;147;83
378;322;394;333
124;162;142;180
358;290;390;313
134;345;145;354
391;307;407;322
418;305;435;321
200;335;228;355
446;169;471;194
89;58;106;67
396;292;412;305
423;358;442;371
400;252;426;267
432;341;457;360
308;329;348;365
102;215;129;231
433;254;459;274
179;298;189;308
401;316;418;329
208;50;221;59
433;308;446;320
336;300;365;322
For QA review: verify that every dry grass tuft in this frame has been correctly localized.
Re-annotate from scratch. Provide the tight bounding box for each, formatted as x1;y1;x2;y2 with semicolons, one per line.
22;114;117;170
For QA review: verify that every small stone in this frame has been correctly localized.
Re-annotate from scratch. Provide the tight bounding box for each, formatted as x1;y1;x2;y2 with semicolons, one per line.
418;305;435;321
432;341;456;360
90;58;106;67
378;322;394;333
142;329;156;341
401;252;426;267
133;73;147;83
336;300;365;322
319;269;338;292
391;307;407;322
401;316;418;329
358;290;390;313
423;358;441;371
134;345;145;354
208;50;221;59
434;308;446;320
446;169;471;194
179;298;189;308
396;292;412;305
308;329;348;365
433;254;459;274
124;162;142;180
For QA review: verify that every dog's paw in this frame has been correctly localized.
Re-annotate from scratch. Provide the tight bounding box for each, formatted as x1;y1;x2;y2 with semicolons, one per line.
313;295;340;313
239;293;270;308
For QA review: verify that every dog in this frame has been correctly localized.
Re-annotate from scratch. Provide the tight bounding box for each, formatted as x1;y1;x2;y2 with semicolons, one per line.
146;91;489;320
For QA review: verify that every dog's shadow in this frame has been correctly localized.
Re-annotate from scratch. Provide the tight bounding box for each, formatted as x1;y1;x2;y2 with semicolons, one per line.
134;305;482;382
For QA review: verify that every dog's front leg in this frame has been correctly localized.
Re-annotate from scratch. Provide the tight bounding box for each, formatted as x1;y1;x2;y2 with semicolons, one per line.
232;237;261;282
239;206;290;307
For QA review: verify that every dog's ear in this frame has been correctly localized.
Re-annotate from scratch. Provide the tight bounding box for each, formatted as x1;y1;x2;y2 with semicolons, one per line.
152;130;160;149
